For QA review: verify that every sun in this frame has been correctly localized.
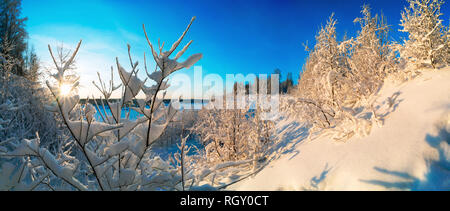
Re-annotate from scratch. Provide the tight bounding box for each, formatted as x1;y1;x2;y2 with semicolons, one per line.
59;83;72;96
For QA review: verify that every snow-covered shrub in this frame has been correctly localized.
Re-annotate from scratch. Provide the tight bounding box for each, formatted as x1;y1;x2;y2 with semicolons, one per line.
0;40;60;144
288;14;353;130
195;107;249;163
0;39;65;190
193;87;274;170
395;0;449;68
286;8;397;141
154;109;198;148
0;17;203;190
348;5;396;104
168;122;198;191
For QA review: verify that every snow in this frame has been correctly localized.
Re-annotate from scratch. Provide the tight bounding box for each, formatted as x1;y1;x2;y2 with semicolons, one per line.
178;53;203;70
147;70;163;84
229;67;450;191
196;159;254;181
60;95;80;116
134;121;169;146
0;138;39;157
144;16;203;79
116;117;147;139
117;60;145;103
38;148;88;191
66;120;122;146
0;162;20;189
85;148;108;167
118;168;136;187
142;81;170;97
104;141;129;157
108;102;122;122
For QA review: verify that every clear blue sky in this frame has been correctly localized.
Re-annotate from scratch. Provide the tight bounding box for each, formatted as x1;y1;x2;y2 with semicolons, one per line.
22;0;449;98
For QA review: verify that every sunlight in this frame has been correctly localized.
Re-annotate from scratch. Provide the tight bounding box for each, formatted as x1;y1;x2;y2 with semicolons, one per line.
59;83;72;96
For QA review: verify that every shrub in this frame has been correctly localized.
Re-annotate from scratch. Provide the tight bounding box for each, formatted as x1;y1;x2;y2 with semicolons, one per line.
0;17;203;190
396;0;449;68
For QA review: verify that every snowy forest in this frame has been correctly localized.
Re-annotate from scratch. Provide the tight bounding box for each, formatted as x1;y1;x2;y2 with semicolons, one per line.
0;0;449;191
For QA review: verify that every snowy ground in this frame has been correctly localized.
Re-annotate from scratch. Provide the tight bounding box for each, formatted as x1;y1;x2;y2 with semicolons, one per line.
229;67;450;191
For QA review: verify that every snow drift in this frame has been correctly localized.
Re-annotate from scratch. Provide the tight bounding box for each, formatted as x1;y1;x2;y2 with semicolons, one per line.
229;67;450;191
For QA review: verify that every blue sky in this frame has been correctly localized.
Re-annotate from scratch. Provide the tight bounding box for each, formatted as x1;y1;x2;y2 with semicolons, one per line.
22;0;449;98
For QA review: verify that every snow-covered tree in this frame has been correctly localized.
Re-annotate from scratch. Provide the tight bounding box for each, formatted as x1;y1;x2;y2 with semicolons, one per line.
0;17;204;191
0;42;62;190
0;0;28;76
348;5;396;105
194;81;273;167
23;45;39;81
0;35;59;143
397;0;449;68
286;9;394;141
289;14;352;129
195;102;252;163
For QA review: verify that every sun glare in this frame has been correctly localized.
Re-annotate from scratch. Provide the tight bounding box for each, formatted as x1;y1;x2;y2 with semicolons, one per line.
59;83;72;96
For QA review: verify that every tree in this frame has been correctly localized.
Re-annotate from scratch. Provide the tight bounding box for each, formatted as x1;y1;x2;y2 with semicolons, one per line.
272;68;281;94
280;72;294;94
348;5;396;105
0;17;204;191
291;14;350;129
23;44;39;81
0;0;28;76
287;11;391;141
397;0;448;68
194;81;273;165
0;0;57;148
286;72;293;87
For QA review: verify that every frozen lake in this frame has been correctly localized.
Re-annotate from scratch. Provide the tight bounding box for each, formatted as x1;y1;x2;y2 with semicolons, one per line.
93;101;206;121
91;101;205;160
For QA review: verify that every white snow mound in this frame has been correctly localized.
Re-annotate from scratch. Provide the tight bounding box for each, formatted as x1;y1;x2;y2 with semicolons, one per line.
230;67;450;191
